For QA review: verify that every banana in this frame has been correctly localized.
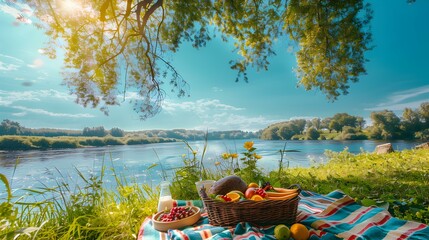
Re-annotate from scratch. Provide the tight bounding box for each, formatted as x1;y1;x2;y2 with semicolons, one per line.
272;187;299;194
266;192;298;201
265;191;295;197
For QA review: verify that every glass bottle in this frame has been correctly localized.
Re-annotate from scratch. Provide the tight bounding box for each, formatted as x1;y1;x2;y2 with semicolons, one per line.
157;181;173;212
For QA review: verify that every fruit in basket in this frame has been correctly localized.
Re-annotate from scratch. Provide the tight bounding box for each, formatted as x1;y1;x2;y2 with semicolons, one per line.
248;182;259;188
208;175;247;195
245;187;257;199
274;224;290;240
245;187;266;199
215;195;232;202
250;194;264;201
225;192;242;202
290;223;309;240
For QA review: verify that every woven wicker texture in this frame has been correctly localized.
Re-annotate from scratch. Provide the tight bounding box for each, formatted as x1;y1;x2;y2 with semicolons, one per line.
200;185;300;226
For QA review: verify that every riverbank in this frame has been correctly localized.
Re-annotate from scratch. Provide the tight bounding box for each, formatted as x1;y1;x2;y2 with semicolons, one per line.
0;135;177;151
1;147;428;239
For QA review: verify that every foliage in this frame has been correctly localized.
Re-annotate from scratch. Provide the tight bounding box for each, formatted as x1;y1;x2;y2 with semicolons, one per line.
13;0;375;118
236;141;264;184
285;0;373;100
171;140;212;200
305;127;320;140
0;161;158;240
261;101;429;141
110;127;125;137
82;126;108;137
1;141;429;239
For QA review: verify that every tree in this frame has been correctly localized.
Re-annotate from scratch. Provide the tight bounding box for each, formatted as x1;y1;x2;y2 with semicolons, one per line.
370;110;401;140
311;118;321;130
400;107;421;138
83;126;108;137
110;127;125;137
305;127;320;140
329;120;341;133
21;0;373;119
419;102;429;129
0;119;23;135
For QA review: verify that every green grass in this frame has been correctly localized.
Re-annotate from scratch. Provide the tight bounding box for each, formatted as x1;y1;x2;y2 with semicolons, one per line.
1;146;428;239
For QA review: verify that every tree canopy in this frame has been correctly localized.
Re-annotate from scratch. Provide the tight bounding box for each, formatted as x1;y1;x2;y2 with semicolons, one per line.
20;0;372;119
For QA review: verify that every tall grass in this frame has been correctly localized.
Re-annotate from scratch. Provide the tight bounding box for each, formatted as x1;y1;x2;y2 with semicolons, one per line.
0;159;158;239
1;143;428;239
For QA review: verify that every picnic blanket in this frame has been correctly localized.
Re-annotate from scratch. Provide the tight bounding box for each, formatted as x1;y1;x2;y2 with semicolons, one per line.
137;190;429;239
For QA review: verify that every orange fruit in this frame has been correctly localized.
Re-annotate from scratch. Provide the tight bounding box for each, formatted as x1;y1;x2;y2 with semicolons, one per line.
248;182;259;188
250;194;264;201
290;223;309;240
225;192;241;202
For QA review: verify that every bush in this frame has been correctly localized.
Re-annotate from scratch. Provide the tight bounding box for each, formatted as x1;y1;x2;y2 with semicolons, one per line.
51;139;79;149
0;137;33;150
32;137;51;149
104;137;124;145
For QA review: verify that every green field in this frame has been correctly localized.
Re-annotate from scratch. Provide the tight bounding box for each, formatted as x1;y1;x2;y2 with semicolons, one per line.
1;147;428;239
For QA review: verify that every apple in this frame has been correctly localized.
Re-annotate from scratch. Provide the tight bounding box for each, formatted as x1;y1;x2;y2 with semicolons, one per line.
245;187;257;199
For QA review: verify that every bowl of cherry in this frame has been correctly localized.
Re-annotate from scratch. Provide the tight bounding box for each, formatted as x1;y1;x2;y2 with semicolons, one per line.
152;206;201;232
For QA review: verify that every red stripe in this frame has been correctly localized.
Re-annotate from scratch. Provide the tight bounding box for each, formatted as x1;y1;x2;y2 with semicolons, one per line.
349;215;390;240
397;223;428;239
317;207;373;229
321;198;355;217
202;229;210;239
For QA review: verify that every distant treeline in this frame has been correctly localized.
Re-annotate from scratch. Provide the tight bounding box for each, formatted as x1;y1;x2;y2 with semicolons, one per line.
0;120;260;150
261;102;429;141
0;120;259;140
0;135;176;151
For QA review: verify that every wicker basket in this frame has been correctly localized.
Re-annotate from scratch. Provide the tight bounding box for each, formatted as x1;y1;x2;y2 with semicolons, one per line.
199;185;301;226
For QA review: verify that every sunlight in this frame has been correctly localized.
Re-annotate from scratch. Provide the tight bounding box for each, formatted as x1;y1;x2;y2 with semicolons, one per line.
60;0;80;13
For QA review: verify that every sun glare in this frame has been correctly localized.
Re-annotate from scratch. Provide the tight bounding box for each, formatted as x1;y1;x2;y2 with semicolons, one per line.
60;0;80;13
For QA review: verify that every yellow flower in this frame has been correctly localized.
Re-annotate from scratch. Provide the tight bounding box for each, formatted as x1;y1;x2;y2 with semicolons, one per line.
230;153;238;159
253;153;262;159
181;154;186;158
221;152;230;159
244;141;254;150
192;150;197;155
215;161;221;166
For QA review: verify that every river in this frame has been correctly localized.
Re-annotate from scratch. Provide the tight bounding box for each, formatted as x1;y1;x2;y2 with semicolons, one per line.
0;139;421;199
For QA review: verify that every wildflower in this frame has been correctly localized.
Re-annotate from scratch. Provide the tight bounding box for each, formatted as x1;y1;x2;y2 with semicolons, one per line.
192;150;197;155
253;153;262;159
221;152;230;159
230;153;238;159
244;141;254;150
181;154;186;158
215;161;221;166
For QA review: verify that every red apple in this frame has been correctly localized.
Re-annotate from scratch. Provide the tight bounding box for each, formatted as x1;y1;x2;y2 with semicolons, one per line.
245;187;257;199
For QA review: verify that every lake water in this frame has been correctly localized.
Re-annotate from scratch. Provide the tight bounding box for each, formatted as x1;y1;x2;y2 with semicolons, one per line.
0;139;421;199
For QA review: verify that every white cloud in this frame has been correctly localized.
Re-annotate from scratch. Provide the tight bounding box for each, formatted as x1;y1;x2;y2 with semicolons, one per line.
365;85;429;111
162;99;244;115
0;53;24;63
12;111;27;117
212;87;223;92
195;113;278;132
12;106;95;118
0;2;32;24
0;89;74;106
0;61;19;71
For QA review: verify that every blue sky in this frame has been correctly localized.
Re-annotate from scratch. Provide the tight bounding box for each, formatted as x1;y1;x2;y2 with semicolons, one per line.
0;1;428;132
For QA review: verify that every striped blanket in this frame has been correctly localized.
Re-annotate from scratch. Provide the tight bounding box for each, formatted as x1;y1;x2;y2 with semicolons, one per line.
138;190;429;239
